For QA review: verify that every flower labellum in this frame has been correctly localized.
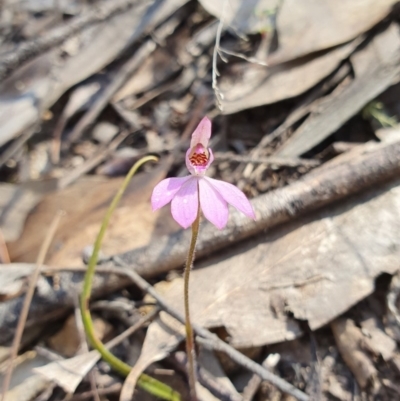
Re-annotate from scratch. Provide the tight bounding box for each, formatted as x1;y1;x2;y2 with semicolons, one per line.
151;117;256;229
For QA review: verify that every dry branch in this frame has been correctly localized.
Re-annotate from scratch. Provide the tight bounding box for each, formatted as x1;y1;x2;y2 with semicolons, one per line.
110;262;309;401
2;139;400;342
0;212;62;400
118;139;400;277
213;152;319;168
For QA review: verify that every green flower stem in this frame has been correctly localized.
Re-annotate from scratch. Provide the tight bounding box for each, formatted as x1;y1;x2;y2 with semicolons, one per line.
183;206;201;401
80;155;180;401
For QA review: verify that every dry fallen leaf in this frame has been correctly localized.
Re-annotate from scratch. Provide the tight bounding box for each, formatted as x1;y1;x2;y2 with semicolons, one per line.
0;263;44;301
113;47;181;102
197;347;240;397
275;23;400;157
47;314;112;357
0;350;51;401
220;39;358;114
198;0;280;34
0;182;51;243
34;350;101;394
269;0;398;64
119;312;184;400
8;161;178;266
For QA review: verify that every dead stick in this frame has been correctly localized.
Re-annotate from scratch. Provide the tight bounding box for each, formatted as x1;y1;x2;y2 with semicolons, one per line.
0;211;63;401
213;152;319;167
118;139;400;277
70;384;122;401
106;261;308;401
2;140;400;342
0;0;150;82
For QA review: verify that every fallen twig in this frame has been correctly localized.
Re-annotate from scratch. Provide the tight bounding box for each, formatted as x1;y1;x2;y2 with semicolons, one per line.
211;0;228;110
74;299;101;401
213;152;319;167
218;48;268;66
106;260;308;401
70;383;122;401
117;138;400;277
0;211;63;401
3;139;400;343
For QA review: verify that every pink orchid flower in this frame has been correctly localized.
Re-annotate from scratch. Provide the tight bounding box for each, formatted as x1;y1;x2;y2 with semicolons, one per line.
151;117;256;229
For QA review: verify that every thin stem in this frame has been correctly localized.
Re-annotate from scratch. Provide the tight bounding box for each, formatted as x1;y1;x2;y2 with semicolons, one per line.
1;212;62;401
184;207;201;401
80;155;181;401
212;0;228;110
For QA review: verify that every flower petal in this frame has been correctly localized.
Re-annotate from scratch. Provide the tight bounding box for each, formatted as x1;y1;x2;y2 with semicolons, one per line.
204;177;256;219
151;176;191;211
190;117;212;149
171;177;199;228
206;147;214;169
199;178;228;229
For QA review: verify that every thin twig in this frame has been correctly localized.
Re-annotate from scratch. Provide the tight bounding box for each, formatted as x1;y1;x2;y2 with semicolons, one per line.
212;0;229;110
213;152;319;167
70;383;122;401
74;298;101;401
0;211;63;401
218;48;268;66
106;307;160;349
109;259;309;401
0;0;149;82
6;139;400;348
238;63;351;181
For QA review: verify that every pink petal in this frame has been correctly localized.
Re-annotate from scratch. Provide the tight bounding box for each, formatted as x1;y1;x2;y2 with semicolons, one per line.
190;117;212;149
171;177;199;228
204;177;256;220
199;178;229;229
151;176;191;211
206;147;214;169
